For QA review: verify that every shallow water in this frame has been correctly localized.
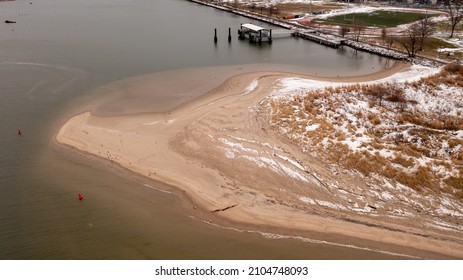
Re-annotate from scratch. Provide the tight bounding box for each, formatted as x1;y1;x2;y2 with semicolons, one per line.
0;0;402;259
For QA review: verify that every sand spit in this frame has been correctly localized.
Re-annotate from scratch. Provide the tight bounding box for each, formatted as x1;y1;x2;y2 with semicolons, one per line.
56;63;463;259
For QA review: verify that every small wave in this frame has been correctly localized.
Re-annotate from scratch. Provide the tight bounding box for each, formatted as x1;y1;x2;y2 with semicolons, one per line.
190;215;420;259
142;183;177;195
259;232;419;259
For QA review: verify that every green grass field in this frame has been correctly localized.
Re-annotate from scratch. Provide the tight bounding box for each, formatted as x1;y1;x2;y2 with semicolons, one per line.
314;10;439;28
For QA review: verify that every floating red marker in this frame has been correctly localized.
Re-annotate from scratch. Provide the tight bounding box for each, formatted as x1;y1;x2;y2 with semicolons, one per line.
78;193;84;201
18;129;22;135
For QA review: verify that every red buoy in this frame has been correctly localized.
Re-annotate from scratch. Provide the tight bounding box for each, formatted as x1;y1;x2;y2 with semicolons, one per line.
18;129;22;135
78;193;84;201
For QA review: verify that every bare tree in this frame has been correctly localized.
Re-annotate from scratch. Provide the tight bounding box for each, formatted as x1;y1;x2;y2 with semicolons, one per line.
447;0;463;38
396;23;421;58
381;27;388;45
250;3;256;12
381;28;394;49
339;26;350;37
417;16;437;51
376;85;388;107
268;5;274;16
352;19;366;42
387;82;407;112
274;7;280;18
352;25;365;42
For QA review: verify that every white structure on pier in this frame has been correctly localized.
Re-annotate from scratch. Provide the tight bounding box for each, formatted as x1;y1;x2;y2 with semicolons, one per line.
238;23;272;43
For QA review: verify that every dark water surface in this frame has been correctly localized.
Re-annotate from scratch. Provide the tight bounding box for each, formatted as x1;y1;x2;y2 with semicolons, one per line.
0;0;400;259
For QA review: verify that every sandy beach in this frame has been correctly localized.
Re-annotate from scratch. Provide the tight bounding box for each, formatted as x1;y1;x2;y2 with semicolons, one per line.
56;62;463;259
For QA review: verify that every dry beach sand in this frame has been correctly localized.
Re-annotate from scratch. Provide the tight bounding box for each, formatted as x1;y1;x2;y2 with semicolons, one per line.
56;62;463;259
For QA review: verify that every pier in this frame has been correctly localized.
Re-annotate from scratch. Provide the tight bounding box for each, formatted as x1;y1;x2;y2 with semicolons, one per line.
292;30;345;48
188;0;423;60
238;23;272;43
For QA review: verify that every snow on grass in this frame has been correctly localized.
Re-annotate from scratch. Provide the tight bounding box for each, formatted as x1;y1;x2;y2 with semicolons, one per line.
221;0;326;5
266;64;463;222
272;78;345;98
272;65;440;100
376;65;441;83
314;5;377;20
437;47;463;54
305;123;320;132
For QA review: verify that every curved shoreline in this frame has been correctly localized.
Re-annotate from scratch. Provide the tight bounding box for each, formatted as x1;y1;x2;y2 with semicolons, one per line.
55;63;463;259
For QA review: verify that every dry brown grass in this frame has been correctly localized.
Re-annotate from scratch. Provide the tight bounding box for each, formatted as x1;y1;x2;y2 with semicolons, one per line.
445;175;463;190
367;113;381;125
444;63;463;76
394;166;437;191
391;153;415;168
268;65;463;197
420;63;463;88
399;113;463;131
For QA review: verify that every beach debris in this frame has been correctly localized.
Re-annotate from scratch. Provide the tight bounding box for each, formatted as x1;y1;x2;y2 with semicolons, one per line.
78;193;84;201
17;129;22;135
211;204;238;213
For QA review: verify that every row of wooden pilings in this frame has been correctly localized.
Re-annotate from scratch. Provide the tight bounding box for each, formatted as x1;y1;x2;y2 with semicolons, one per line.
214;28;232;44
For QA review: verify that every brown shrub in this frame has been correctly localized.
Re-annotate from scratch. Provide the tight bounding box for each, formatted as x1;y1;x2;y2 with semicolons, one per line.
382;166;398;179
386;86;406;103
392;153;415;168
445;175;463;190
394;166;436;190
367;113;381;125
441;116;463;131
444;63;463;76
453;151;463;164
455;189;463;199
304;101;313;112
371;141;384;150
410;80;420;89
398;113;425;127
400;145;421;158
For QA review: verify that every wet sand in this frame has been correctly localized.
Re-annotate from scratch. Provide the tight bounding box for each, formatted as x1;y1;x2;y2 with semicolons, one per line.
56;62;463;259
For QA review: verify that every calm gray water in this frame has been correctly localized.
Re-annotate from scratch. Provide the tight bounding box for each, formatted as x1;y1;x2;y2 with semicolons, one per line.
0;0;400;259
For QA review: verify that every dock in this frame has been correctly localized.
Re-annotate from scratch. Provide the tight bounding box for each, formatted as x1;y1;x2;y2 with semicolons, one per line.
187;0;426;61
238;23;272;43
292;30;345;48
